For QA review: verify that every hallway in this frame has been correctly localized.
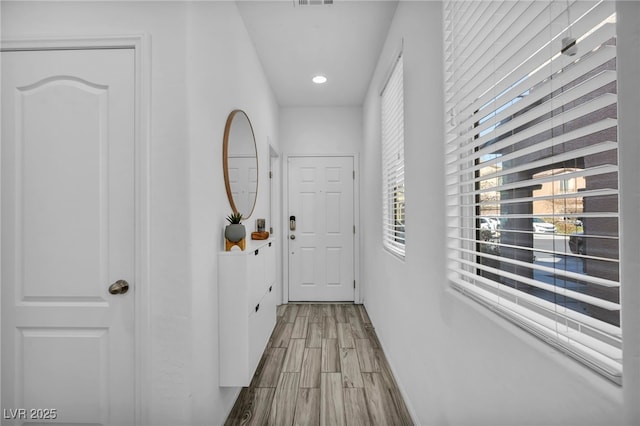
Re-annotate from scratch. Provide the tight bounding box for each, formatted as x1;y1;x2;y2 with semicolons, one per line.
226;303;412;425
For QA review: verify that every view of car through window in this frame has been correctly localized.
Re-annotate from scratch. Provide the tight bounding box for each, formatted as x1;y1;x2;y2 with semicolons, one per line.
473;31;620;328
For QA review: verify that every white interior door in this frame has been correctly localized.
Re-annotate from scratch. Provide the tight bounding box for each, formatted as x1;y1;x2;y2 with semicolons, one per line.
1;48;135;425
288;156;354;301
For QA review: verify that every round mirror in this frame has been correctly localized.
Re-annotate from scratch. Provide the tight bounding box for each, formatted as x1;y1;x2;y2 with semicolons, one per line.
223;109;258;219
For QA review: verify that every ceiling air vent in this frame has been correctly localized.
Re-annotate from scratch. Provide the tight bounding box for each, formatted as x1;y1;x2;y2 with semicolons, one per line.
298;0;333;5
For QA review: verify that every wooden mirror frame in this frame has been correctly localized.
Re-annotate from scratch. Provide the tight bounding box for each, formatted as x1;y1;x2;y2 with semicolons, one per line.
222;109;258;219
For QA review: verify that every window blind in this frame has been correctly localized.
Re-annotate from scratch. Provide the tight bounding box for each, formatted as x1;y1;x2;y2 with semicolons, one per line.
382;54;406;258
444;0;621;383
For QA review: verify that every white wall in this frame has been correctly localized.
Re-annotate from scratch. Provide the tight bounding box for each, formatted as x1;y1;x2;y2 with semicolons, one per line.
185;2;280;424
279;106;362;155
361;2;636;425
1;2;279;424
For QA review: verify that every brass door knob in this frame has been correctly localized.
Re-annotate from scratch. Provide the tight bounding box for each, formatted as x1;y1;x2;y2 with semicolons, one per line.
109;279;130;295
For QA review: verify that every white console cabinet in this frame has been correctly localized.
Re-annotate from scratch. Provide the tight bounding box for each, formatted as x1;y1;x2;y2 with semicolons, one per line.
218;238;277;387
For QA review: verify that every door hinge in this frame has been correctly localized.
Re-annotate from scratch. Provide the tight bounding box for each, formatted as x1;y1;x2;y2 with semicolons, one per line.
353;225;356;234
269;171;273;179
353;280;356;289
353;170;355;179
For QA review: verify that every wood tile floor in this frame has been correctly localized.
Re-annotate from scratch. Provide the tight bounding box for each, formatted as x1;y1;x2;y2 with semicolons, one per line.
225;303;413;425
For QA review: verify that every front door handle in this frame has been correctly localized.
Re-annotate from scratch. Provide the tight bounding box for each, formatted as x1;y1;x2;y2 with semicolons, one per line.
109;279;130;295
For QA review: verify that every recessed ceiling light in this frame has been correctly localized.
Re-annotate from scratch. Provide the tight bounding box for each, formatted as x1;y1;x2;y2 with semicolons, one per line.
312;75;327;84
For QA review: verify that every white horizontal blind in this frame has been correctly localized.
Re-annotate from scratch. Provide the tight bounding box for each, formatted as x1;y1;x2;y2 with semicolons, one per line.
382;55;406;258
444;0;621;382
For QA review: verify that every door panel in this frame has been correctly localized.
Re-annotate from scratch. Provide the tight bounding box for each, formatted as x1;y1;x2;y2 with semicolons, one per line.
2;49;135;425
20;328;109;423
19;77;108;301
288;156;354;301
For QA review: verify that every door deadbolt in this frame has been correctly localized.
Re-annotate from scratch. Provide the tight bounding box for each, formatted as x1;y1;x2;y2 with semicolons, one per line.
109;279;130;295
290;235;296;240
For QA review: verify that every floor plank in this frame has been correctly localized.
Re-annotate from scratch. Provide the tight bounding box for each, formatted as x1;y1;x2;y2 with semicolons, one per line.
339;348;364;388
225;387;275;426
320;338;340;373
321;304;334;317
377;349;414;424
343;388;371;426
300;348;321;388
254;347;286;388
364;324;381;349
361;373;387;425
296;303;311;317
334;304;347;323
284;304;299;323
270;372;300;426
362;372;402;425
272;322;294;348
349;318;367;339
243;388;276;426
293;388;320;426
355;338;379;372
225;387;250;425
308;305;323;323
356;304;372;325
249;348;269;388
320;372;346;426
277;304;287;318
323;315;338;339
344;304;359;323
337;322;355;349
283;338;306;372
292;316;309;339
306;322;323;348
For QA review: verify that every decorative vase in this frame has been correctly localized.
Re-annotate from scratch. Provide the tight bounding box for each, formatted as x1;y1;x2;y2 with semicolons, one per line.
225;223;246;243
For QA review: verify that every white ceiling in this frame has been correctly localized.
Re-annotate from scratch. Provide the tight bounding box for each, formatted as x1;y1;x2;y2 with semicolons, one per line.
236;0;399;107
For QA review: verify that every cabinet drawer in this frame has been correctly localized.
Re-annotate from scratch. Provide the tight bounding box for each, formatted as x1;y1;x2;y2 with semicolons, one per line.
248;302;268;374
247;247;267;315
265;241;276;286
261;284;277;343
248;284;277;373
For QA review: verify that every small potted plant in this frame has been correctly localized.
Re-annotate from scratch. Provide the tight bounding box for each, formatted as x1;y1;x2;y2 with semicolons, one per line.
225;212;246;249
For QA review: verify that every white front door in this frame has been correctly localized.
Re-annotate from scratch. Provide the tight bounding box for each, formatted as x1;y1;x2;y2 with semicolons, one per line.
1;49;135;425
288;156;354;301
